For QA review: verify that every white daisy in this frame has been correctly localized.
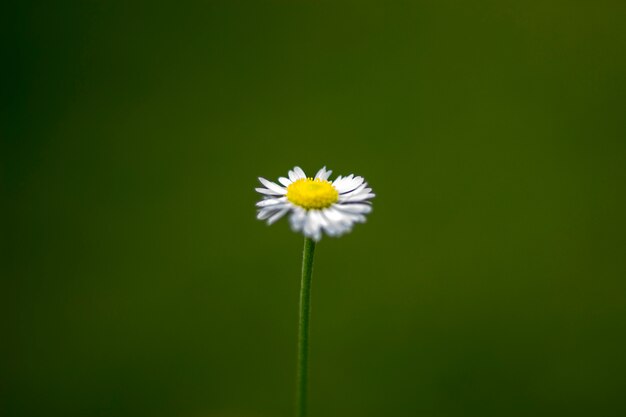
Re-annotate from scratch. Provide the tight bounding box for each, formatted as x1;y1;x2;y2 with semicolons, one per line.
255;166;375;241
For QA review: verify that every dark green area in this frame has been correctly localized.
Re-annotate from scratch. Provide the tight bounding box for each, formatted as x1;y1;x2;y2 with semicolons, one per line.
4;1;626;416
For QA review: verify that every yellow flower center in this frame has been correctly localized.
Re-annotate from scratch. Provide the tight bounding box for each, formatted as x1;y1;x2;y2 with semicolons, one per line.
286;178;339;209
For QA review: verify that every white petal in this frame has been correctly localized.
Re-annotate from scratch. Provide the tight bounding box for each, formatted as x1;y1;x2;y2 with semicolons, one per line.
278;177;292;187
334;207;367;223
255;187;284;196
289;207;307;232
339;192;375;202
318;210;342;236
334;203;372;214
257;207;276;220
303;210;322;240
339;182;367;196
293;166;306;179
323;207;354;233
311;210;329;230
323;206;349;223
288;170;298;182
256;197;287;207
322;208;353;236
331;204;367;222
315;167;333;181
331;174;353;191
335;177;364;194
258;177;287;194
267;207;290;225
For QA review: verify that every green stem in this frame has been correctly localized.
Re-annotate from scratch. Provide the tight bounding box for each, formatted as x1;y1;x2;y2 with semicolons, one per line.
296;237;316;417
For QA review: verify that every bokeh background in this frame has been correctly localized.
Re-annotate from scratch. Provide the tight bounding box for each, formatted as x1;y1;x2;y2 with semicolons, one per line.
4;1;626;416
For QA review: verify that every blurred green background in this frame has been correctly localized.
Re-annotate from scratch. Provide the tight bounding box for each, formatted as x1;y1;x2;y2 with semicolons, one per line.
4;1;626;416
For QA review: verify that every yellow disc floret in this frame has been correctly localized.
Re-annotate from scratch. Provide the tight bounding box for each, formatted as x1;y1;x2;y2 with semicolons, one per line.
287;178;339;210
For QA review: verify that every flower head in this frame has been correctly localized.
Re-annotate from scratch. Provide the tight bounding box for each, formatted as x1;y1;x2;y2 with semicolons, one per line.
256;166;375;241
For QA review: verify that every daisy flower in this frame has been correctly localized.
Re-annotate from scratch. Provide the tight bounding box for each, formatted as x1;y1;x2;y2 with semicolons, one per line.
255;166;375;241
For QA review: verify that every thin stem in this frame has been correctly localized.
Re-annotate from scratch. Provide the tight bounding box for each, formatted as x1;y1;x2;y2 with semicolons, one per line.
296;237;316;417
